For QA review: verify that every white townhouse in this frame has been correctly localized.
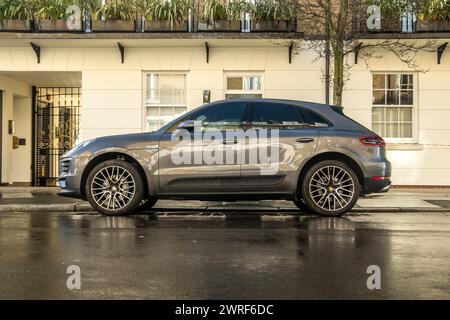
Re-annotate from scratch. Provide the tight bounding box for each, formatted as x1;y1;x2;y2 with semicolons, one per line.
1;1;450;187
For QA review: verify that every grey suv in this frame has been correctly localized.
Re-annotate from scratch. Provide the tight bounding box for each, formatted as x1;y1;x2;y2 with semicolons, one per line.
59;99;391;216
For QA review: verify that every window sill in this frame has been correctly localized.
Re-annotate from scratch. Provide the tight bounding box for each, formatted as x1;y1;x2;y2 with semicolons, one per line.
386;143;424;151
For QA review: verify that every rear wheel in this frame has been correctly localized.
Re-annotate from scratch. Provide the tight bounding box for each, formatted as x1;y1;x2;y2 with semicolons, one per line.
301;160;360;216
86;159;144;216
136;197;158;213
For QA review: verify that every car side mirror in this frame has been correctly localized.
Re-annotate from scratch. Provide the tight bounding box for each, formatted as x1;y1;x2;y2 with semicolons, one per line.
177;120;195;131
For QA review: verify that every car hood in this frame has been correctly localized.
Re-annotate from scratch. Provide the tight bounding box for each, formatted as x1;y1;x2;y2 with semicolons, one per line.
65;132;160;158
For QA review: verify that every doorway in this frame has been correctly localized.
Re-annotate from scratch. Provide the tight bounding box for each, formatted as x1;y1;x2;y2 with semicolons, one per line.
0;90;2;183
34;87;81;186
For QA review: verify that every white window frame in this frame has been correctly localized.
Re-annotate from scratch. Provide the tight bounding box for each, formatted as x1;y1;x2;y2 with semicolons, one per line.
224;72;264;99
371;72;418;144
142;71;188;132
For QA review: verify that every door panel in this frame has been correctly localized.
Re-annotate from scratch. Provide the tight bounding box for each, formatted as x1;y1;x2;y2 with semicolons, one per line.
158;130;242;193
158;102;246;195
241;102;321;194
241;128;319;193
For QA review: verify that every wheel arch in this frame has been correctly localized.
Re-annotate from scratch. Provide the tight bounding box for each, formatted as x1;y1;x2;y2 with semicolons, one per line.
297;152;364;197
80;152;149;198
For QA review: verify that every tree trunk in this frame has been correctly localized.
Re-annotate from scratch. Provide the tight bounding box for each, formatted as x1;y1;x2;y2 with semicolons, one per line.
333;44;345;107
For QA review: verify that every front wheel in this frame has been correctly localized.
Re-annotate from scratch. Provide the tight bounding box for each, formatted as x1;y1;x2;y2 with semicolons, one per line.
86;159;144;216
301;160;360;216
293;199;309;212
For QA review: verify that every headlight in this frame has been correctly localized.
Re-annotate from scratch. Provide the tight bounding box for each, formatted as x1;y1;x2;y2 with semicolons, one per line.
62;140;93;158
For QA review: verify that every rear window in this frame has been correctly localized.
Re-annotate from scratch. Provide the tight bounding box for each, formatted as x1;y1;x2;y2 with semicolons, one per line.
299;108;330;127
250;102;303;125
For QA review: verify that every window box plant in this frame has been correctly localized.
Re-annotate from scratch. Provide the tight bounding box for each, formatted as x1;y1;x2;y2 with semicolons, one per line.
197;0;242;32
35;0;83;32
90;0;138;32
0;0;34;32
249;0;296;32
416;0;450;32
360;0;404;33
138;0;191;32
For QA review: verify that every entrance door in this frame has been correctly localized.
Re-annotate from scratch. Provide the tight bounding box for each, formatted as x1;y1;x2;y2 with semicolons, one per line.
0;90;2;183
34;87;81;186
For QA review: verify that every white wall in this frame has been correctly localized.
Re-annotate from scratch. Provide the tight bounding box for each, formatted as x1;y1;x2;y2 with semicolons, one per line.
0;76;31;184
340;46;450;185
80;45;325;140
1;40;450;185
11;96;32;183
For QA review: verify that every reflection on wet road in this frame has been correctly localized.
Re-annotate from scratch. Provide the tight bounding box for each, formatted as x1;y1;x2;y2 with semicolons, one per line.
0;211;449;299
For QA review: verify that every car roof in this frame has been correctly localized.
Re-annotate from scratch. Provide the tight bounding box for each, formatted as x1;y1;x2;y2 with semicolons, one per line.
157;98;357;133
211;98;331;108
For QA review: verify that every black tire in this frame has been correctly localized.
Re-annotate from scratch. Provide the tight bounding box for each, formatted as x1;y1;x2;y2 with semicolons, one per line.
135;197;158;213
301;160;360;216
293;199;309;212
86;159;144;216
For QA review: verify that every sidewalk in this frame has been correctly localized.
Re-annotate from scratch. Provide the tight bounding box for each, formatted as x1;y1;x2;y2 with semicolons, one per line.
0;186;449;213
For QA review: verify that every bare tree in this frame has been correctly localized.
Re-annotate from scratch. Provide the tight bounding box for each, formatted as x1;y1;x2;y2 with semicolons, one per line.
290;0;436;106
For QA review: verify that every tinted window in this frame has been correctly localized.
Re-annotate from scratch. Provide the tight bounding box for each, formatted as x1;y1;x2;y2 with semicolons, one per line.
251;103;303;129
299;108;330;127
250;103;303;125
188;102;246;130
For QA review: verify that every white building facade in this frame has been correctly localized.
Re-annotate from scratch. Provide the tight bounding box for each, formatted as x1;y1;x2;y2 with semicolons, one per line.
1;35;450;186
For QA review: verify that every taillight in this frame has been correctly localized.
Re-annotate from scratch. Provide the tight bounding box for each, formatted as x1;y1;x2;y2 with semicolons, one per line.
371;176;389;181
360;136;385;147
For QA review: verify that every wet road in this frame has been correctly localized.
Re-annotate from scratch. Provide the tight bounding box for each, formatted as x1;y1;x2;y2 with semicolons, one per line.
0;211;449;299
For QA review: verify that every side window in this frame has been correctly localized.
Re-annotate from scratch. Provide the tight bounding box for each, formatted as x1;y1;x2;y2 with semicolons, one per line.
299;108;330;127
189;102;246;130
250;103;304;129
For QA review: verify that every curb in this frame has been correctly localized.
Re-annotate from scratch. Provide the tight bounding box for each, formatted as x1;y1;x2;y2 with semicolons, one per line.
0;203;448;214
0;204;76;212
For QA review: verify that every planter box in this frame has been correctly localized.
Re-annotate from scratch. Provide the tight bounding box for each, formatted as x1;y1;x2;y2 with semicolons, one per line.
197;20;241;32
91;20;137;32
381;19;401;32
251;20;293;32
144;20;189;32
360;18;401;33
0;19;32;32
416;20;450;32
36;19;82;32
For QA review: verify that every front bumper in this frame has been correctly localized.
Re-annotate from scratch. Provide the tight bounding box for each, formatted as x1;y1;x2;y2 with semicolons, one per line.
58;156;89;199
57;189;82;199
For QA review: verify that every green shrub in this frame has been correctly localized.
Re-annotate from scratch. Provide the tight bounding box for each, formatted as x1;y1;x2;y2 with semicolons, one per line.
93;0;136;21
418;0;450;21
0;0;35;20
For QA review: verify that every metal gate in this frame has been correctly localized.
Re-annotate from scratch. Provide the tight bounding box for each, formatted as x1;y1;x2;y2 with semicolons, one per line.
33;87;81;186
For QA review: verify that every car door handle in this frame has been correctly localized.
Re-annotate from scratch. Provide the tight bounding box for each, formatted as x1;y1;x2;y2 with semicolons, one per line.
296;138;315;143
223;139;238;145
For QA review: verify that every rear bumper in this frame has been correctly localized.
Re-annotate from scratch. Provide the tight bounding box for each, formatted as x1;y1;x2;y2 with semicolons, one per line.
364;177;391;194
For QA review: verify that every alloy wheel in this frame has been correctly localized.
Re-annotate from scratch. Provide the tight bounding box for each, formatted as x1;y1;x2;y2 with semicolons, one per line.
308;165;355;212
90;166;136;211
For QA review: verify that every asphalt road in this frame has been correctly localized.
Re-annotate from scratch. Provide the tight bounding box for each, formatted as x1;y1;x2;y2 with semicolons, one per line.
0;211;449;299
